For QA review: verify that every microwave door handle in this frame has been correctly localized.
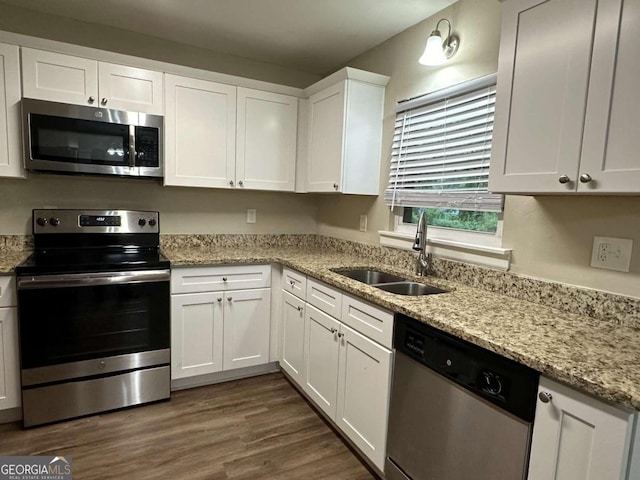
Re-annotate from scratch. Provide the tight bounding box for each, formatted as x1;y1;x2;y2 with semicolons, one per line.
129;124;136;168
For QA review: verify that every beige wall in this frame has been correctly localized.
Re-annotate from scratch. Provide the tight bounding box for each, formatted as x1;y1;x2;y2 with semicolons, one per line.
0;2;320;88
317;0;640;298
0;175;318;235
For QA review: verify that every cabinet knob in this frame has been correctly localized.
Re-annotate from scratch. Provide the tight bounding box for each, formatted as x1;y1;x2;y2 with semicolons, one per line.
330;328;337;334
222;277;228;282
558;175;570;184
538;391;553;404
227;296;233;302
337;332;344;338
297;306;303;312
238;180;244;186
217;297;222;302
579;173;592;183
333;183;339;190
101;98;108;105
88;96;95;104
229;180;234;186
289;280;295;287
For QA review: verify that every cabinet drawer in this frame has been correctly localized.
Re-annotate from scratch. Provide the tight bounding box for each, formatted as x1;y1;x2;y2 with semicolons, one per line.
171;265;271;294
282;267;306;299
0;276;16;308
341;294;393;348
306;278;342;318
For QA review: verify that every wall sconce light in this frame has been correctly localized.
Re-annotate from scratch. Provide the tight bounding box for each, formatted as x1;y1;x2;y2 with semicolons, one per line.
419;18;459;66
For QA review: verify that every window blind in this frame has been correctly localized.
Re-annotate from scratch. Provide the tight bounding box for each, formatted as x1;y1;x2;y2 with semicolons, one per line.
385;73;503;212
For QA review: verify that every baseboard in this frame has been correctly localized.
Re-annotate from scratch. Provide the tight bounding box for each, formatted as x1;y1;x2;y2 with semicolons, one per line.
171;362;280;391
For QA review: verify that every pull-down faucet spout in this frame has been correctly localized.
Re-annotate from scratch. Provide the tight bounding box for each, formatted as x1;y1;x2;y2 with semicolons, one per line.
412;211;432;276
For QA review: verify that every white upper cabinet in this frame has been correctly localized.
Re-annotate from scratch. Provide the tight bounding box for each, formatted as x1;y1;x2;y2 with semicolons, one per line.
236;88;297;191
490;0;640;194
21;48;163;114
0;43;23;178
164;74;237;188
303;68;389;194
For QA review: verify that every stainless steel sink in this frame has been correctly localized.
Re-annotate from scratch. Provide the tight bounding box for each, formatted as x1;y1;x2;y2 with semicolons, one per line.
331;268;406;285
332;268;448;296
375;281;447;296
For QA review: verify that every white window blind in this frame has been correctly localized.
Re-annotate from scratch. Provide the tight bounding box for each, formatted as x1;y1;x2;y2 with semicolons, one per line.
385;73;503;212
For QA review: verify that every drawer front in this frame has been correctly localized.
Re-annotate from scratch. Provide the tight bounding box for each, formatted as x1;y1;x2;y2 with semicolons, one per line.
341;294;393;348
306;278;342;318
171;265;271;294
0;276;16;308
282;267;306;299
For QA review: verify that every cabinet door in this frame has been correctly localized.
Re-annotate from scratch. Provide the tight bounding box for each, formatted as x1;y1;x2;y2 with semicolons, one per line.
171;292;224;379
306;81;345;192
223;288;271;370
489;0;597;193
0;43;22;178
336;324;392;471
280;290;305;384
0;307;19;410
164;74;236;188
98;62;163;115
236;88;297;191
528;376;633;480
580;0;640;192
21;48;98;106
303;304;340;418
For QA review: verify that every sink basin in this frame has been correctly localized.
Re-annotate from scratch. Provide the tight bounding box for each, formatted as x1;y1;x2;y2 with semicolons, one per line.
332;268;406;285
375;281;447;296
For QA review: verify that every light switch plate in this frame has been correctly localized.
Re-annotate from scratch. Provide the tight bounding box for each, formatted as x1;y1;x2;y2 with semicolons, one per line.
590;236;633;272
246;209;256;224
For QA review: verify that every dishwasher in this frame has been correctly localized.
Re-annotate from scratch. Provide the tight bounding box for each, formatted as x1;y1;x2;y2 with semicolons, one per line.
385;314;539;480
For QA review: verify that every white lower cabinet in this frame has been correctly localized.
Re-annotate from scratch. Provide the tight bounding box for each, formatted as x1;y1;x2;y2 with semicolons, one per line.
528;376;636;480
0;306;20;410
281;269;392;472
170;266;271;381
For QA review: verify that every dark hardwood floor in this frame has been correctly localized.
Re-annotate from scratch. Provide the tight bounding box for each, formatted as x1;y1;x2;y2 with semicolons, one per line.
0;373;376;480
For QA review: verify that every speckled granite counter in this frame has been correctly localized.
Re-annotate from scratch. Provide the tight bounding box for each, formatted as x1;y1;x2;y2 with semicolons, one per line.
165;244;640;411
0;236;31;274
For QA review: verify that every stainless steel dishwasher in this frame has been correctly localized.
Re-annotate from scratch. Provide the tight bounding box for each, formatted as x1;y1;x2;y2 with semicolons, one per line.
386;314;539;480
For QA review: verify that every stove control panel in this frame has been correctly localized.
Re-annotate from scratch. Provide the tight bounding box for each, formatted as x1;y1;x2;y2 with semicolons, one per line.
33;209;160;234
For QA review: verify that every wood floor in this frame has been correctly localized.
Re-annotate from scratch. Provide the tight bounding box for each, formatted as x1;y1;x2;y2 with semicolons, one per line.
0;373;376;480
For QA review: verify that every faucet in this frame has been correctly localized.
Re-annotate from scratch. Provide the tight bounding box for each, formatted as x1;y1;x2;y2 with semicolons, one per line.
412;211;432;276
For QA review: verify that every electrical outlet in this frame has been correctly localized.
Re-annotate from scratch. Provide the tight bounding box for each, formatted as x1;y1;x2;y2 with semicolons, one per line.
359;215;368;232
246;209;256;224
591;236;633;272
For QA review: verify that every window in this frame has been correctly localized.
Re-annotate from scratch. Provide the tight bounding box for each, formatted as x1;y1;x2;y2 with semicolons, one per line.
381;74;511;269
385;73;503;237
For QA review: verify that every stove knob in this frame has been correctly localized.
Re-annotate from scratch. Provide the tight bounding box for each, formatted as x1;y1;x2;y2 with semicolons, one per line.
36;217;48;226
49;217;60;227
148;218;157;227
138;218;146;227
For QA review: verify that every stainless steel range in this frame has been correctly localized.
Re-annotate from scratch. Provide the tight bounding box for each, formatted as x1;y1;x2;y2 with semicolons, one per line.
15;209;171;427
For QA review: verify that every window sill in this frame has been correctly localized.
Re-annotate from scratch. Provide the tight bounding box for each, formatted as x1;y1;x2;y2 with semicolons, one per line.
379;230;512;271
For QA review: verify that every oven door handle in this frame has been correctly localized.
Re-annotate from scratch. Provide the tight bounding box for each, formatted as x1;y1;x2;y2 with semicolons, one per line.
17;269;170;289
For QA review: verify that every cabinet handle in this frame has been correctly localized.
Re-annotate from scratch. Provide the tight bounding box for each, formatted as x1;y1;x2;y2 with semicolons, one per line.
238;180;244;186
229;180;234;187
333;183;339;190
297;306;303;312
558;175;570;184
222;277;228;282
217;297;222;302
579;173;592;183
330;328;337;334
337;332;344;338
227;296;233;302
101;98;108;105
538;392;553;404
88;96;95;104
289;280;295;287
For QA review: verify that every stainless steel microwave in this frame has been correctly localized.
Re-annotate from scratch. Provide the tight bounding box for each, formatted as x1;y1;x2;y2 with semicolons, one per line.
22;98;163;178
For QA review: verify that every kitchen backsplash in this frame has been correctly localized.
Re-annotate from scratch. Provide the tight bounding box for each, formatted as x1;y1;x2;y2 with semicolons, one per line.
3;233;638;328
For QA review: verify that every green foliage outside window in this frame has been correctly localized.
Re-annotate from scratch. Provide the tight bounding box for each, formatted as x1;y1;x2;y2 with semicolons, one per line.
403;207;498;234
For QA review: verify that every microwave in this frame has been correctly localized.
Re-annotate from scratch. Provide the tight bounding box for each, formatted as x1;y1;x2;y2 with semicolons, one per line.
22;98;163;178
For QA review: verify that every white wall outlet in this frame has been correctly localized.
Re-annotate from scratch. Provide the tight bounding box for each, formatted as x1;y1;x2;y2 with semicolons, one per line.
359;215;368;232
246;209;256;224
590;236;633;272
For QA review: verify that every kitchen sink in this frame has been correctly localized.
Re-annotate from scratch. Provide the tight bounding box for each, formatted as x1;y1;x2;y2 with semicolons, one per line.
332;268;448;296
375;281;447;296
332;268;406;285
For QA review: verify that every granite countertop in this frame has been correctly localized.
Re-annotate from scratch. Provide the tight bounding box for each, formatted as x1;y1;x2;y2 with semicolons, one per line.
0;249;30;274
165;245;640;411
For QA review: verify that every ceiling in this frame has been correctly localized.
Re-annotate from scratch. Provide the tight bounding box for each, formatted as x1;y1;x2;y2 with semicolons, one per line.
0;0;457;75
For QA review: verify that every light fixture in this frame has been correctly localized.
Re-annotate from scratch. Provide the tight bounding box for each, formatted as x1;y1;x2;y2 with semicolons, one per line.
419;18;459;66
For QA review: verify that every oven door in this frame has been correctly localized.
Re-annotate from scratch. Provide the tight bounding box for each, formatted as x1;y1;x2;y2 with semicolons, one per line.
17;270;170;378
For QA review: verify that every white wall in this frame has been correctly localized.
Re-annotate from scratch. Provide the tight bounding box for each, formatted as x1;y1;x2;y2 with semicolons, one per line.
316;0;640;299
